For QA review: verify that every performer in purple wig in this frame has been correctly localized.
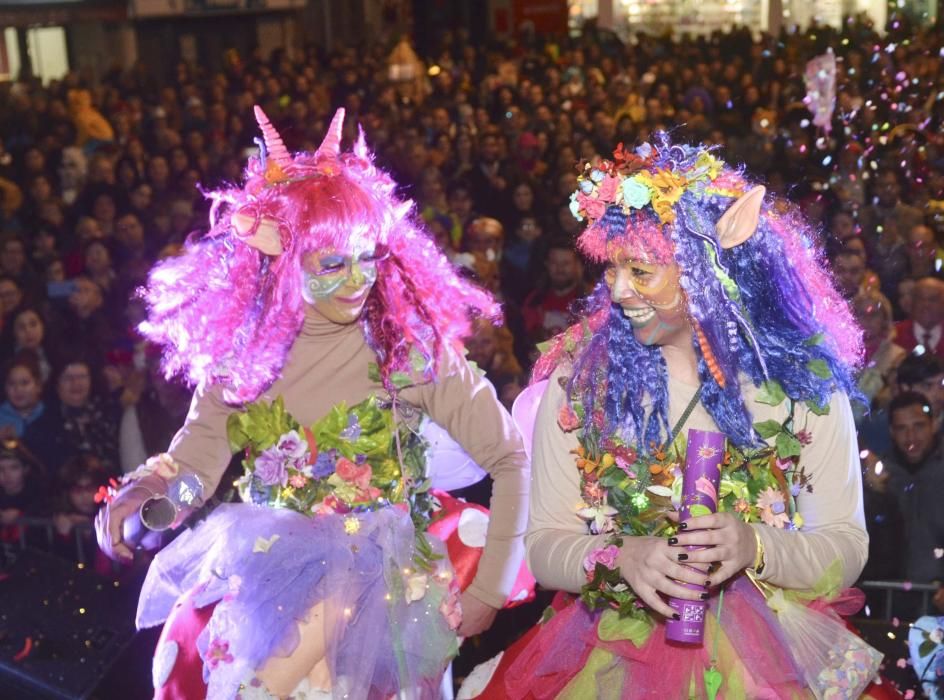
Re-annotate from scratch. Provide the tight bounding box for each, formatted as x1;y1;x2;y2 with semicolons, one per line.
469;138;895;699
95;108;529;699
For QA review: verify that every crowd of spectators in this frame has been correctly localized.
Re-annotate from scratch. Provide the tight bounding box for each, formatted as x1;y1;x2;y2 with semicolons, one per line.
0;14;942;611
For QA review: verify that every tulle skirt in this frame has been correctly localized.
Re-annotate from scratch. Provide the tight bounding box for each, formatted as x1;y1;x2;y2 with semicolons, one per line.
137;503;459;699
483;576;884;700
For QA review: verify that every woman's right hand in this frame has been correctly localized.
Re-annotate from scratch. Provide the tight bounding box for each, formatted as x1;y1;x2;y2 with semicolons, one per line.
616;535;708;619
94;474;166;562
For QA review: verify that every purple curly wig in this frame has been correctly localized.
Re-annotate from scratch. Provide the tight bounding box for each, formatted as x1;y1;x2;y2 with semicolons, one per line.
140;108;499;403
537;136;863;450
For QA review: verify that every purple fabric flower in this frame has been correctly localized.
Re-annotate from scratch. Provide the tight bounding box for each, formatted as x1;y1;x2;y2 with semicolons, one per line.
340;414;362;442
254;446;287;486
311;449;336;479
276;430;308;461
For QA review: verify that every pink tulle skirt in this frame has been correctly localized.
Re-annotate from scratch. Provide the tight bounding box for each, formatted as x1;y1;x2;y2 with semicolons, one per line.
482;576;888;700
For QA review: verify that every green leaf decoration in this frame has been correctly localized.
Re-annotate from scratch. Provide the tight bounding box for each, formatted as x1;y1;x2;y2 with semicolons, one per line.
806;359;832;379
367;362;381;383
804;332;825;346
688;504;712;518
919;639;937;658
388;371;414;389
805;400;830;416
775;432;802;459
755;380;786;406
753;419;783;439
704;666;724;700
409;347;428;375
536;340;551;354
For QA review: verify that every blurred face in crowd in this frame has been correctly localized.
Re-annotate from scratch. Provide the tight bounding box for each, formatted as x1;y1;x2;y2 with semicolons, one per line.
875;171;902;208
148;156;170;188
606;257;690;347
0;279;22;316
546;247;582;293
85;241;112;276
93;193;116;225
853;296;888;347
28;175;52;203
832;252;865;298
1;239;26;276
300;243;382;324
465;218;503;260
830;211;856;241
907;225;937;273
130;183;152;212
0;456;26;496
465;322;497;369
512;183;534;212
448;187;473;221
46;259;65;283
890;402;936;465
912;278;944;329
13;310;43;350
69;473;100;515
57;362;92;409
116;214;145;251
515;217;542;244
6;365;41;414
901;371;944;419
68;277;104;319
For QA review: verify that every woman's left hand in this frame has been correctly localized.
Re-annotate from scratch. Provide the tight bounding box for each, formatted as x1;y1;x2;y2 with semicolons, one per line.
670;512;758;587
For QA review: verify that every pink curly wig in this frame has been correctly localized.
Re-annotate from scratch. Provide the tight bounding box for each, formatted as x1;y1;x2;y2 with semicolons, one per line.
140;108;499;403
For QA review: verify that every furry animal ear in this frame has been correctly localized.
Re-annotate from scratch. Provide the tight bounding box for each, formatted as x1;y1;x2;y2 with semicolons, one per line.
231;211;283;256
717;186;766;249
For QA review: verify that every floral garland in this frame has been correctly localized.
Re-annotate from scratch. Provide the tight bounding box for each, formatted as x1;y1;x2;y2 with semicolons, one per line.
226;393;441;570
558;375;820;620
568;142;726;227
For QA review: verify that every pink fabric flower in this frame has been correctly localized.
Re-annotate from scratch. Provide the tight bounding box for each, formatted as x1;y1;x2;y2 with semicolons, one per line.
439;580;463;631
336;458;372;490
583;544;620;573
577;191;606;221
597;176;619;203
206;638;233;668
557;404;580;432
288;474;308;488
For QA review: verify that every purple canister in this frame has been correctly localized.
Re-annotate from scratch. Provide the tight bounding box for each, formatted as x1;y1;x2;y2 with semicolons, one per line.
665;428;725;645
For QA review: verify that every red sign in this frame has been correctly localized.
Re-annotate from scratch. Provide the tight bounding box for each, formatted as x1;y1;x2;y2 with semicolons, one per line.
512;0;568;34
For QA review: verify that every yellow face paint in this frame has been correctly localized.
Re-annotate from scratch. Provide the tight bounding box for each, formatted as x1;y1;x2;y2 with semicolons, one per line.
605;260;689;346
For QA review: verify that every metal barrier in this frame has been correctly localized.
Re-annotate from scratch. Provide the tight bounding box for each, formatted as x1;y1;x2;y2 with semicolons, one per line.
859;579;939;619
5;516;120;572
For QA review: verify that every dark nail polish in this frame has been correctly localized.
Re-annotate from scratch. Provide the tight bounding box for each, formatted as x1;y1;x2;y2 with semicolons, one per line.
705;580;711;587
668;537;679;545
678;553;689;561
672;613;681;621
700;592;709;601
679;523;688;530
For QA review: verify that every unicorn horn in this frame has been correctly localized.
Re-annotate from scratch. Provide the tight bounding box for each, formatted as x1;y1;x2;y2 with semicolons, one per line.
253;105;292;168
316;108;345;159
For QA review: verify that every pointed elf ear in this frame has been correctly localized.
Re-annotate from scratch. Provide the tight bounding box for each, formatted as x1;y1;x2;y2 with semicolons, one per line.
232;211;283;256
716;186;766;249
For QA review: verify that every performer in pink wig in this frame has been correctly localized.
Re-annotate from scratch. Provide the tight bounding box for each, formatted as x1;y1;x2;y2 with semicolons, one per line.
95;107;530;699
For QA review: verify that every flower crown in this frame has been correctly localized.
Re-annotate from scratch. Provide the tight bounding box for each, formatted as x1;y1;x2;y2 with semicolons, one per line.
569;142;728;227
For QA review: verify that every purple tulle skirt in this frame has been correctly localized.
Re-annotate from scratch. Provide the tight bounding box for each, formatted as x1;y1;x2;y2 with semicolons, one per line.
137;503;459;699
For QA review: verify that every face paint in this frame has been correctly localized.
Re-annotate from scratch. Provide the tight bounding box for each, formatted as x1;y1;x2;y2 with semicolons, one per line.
605;260;690;346
301;245;384;324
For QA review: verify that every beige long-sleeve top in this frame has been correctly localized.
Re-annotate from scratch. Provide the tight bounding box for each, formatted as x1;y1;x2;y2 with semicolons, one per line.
526;367;868;595
166;307;530;610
